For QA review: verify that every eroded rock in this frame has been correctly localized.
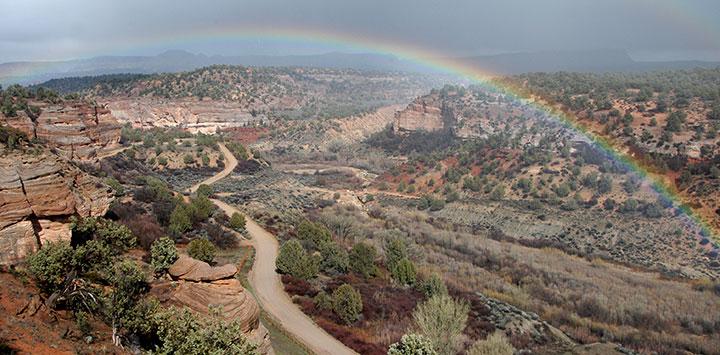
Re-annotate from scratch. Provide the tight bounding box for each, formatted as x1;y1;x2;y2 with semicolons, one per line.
0;150;113;264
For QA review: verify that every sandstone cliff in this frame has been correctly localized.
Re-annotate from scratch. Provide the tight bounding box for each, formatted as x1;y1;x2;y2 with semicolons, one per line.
2;101;122;160
105;97;261;134
0;149;113;264
393;97;445;134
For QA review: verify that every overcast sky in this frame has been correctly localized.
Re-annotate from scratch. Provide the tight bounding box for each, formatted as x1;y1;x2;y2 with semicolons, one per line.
1;0;719;62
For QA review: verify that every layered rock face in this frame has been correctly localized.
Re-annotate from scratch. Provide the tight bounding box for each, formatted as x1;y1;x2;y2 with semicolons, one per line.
106;98;262;134
2;101;122;160
393;98;444;134
153;256;273;354
0;150;113;264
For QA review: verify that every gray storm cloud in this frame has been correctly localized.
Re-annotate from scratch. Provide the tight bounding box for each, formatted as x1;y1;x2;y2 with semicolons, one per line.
0;0;719;62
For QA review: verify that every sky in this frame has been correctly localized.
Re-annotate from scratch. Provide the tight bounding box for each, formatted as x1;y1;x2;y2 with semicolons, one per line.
1;0;720;62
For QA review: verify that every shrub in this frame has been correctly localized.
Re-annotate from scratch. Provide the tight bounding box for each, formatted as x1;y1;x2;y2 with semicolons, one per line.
314;291;333;311
297;220;332;249
229;212;246;231
150;237;178;274
417;273;448;298
320;242;349;275
95;220;136;253
106;260;147;343
490;185;506;200
169;204;192;235
195;184;213;198
277;239;305;275
276;239;319;279
412;294;469;355
388;334;438;355
349;242;378;278
332;284;363;324
467;332;514;355
154;307;257;355
105;177;125;197
385;238;408;269
27;241;76;293
391;258;417;286
187;239;216;263
189;195;214;223
183;153;194;165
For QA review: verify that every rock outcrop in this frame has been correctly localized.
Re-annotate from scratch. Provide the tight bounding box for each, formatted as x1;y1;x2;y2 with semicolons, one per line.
0;150;113;264
2;101;122;160
168;256;238;282
153;256;273;354
106;98;260;134
393;97;444;134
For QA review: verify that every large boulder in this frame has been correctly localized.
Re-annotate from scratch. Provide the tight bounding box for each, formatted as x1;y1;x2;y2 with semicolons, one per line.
153;256;273;354
168;256;238;282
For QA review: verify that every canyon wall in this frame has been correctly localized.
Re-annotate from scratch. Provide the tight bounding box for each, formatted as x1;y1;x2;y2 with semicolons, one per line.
105;97;262;134
2;101;122;160
0;151;113;264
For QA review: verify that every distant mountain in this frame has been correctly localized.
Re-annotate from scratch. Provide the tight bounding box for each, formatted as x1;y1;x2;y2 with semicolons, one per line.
0;50;428;85
461;49;720;74
3;49;719;86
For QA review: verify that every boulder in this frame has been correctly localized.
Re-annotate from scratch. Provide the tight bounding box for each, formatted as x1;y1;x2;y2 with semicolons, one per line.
152;268;273;354
168;256;238;282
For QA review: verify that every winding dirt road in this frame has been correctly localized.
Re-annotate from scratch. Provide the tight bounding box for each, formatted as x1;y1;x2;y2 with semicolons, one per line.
192;143;356;355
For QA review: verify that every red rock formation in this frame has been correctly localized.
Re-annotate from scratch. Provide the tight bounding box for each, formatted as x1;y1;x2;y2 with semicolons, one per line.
153;256;273;353
0;150;113;264
2;101;121;160
106;97;258;134
393;97;444;134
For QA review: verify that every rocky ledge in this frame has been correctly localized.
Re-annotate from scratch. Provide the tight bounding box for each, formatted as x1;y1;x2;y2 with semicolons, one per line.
0;150;113;264
152;256;273;354
2;101;122;160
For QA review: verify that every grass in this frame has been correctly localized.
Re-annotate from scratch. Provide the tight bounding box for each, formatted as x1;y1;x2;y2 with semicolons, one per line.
260;312;311;355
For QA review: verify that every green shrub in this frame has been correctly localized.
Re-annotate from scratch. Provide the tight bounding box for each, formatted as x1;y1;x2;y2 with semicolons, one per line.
106;260;148;340
314;291;333;311
467;332;514;355
169;204;192;235
150;237;178;274
183;153;194;165
154;307;257;355
332;284;363;324
349;242;378;278
297;220;332;249
189;195;214;223
27;241;76;293
385;238;408;269
391;258;417;286
105;177;125;197
276;239;319;279
229;212;246;231
95;220;136;252
412;294;469;355
417;273;448;298
276;239;305;275
195;184;213;198
388;334;438;355
320;242;349;274
187;239;216;263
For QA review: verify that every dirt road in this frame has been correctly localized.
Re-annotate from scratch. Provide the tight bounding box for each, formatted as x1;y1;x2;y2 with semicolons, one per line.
195;143;356;355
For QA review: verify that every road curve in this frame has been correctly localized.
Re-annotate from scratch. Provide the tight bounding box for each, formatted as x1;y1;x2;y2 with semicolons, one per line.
189;143;238;193
195;143;357;355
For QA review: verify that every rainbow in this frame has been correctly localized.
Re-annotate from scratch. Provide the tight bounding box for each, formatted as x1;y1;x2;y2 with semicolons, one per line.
7;24;719;247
